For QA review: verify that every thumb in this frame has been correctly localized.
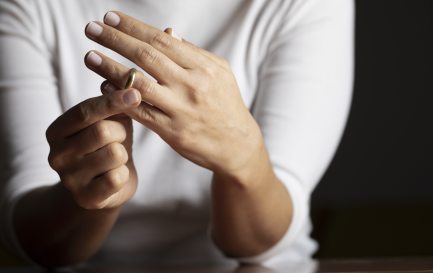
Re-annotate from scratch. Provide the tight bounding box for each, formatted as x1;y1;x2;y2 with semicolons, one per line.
100;81;141;108
47;88;141;141
117;88;141;107
100;80;142;119
101;81;142;109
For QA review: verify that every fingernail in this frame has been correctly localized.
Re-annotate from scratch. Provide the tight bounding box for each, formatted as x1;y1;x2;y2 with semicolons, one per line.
104;11;120;27
171;30;182;41
86;51;102;67
86;22;103;37
165;27;182;41
123;90;140;105
101;81;117;94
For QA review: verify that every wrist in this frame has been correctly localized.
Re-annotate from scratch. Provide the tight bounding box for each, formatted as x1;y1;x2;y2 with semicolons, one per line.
215;119;264;179
213;138;274;191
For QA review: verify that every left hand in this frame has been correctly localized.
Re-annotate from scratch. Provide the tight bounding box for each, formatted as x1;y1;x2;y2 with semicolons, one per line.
84;11;263;177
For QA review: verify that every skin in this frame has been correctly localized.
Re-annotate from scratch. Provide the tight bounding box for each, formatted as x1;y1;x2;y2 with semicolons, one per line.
14;11;293;266
14;89;142;266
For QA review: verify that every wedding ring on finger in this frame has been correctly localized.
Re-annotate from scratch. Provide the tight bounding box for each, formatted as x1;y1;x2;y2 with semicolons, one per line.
124;68;137;89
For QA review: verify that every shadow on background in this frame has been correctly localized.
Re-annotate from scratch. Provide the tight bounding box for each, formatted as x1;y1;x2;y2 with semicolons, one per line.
311;0;433;258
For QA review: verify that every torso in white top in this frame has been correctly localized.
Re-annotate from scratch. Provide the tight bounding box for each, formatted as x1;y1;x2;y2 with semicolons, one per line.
0;0;354;266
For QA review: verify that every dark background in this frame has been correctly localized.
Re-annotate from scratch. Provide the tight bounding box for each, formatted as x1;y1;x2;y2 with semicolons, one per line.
311;0;433;258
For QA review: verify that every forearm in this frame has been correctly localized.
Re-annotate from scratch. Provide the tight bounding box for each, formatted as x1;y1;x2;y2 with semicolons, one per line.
211;140;292;258
13;182;120;267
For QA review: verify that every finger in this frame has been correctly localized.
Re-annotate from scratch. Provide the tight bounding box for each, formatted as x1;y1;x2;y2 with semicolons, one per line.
163;27;228;68
48;119;127;172
65;142;128;192
100;81;171;132
83;165;129;208
46;88;141;141
102;11;210;68
180;37;230;68
67;119;128;155
82;142;128;178
100;80;119;95
85;51;178;114
85;21;185;85
164;28;182;41
99;82;131;119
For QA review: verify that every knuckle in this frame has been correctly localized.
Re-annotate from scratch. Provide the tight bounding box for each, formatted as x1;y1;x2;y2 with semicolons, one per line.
137;105;157;123
125;21;140;37
105;95;118;112
104;171;125;192
188;86;204;105
106;61;123;79
119;164;130;179
192;68;212;89
135;46;158;65
91;202;107;210
76;196;105;210
45;126;55;142
77;102;93;124
185;79;207;105
92;121;111;144
61;172;76;191
136;79;156;97
107;31;121;45
48;152;64;171
106;143;128;163
170;128;189;149
149;31;171;49
201;64;217;77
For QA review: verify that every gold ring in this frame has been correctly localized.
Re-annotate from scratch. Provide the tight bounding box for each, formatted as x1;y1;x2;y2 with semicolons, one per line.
124;68;137;89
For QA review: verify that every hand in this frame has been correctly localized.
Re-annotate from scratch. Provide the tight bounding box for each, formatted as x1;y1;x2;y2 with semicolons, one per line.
46;89;142;209
84;12;263;177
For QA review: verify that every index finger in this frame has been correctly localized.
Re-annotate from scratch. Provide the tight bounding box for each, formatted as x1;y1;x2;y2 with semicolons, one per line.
46;89;141;141
102;11;212;68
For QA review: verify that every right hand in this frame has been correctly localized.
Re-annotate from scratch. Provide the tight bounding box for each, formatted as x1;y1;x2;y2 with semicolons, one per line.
46;89;142;210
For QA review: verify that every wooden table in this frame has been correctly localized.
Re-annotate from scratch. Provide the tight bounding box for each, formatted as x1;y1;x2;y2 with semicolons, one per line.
1;257;433;273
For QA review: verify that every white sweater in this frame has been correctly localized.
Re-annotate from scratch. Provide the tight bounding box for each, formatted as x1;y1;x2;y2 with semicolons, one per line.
0;0;354;266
